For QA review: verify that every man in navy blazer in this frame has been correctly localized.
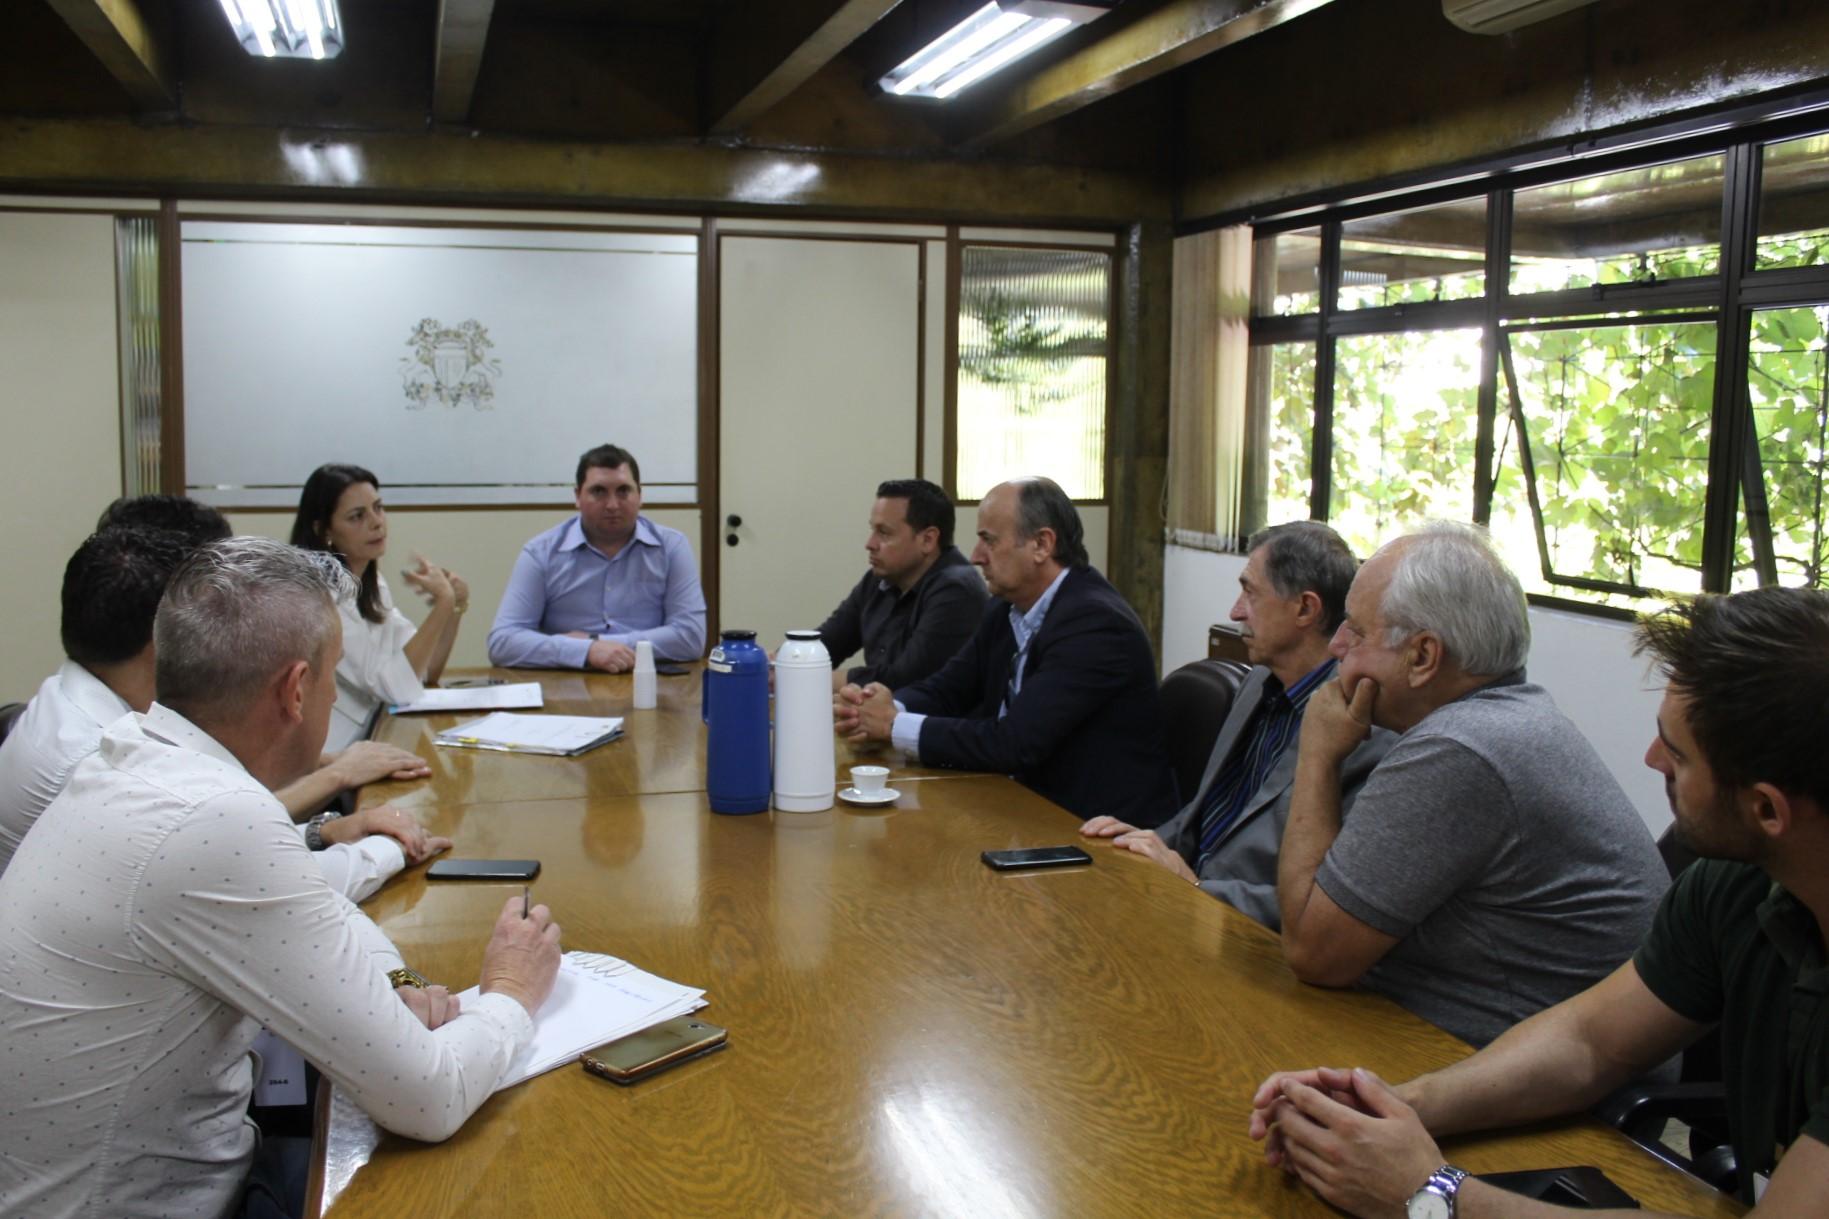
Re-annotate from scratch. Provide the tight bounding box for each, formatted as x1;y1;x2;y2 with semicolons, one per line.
837;477;1177;826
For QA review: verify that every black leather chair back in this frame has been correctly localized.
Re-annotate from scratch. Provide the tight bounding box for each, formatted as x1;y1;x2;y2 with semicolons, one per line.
0;702;25;749
1158;659;1251;805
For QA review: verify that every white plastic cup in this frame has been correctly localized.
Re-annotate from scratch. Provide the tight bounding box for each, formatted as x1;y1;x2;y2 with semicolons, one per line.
849;765;889;796
632;639;658;709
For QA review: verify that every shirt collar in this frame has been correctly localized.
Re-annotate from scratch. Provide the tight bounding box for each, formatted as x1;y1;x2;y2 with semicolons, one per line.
140;702;253;775
60;658;132;725
1010;567;1072;646
875;546;969;598
562;514;660;554
1282;657;1338;706
1757;880;1827;973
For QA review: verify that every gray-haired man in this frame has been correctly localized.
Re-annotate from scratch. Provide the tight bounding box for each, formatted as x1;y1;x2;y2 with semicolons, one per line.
1081;521;1395;927
0;538;562;1219
1276;522;1666;1047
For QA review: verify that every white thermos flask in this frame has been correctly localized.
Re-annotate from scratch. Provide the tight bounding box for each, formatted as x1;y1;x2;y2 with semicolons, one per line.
772;630;835;812
632;639;658;710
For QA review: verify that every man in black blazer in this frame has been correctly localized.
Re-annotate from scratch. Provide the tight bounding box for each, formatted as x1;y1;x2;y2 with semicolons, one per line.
836;477;1178;826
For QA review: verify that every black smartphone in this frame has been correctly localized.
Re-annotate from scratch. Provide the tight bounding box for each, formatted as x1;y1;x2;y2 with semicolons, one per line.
425;859;542;881
1479;1167;1638;1208
654;662;690;676
580;1017;728;1085
981;846;1093;871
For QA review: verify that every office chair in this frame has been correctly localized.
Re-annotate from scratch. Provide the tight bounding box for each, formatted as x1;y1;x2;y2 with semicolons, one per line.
1594;826;1736;1196
1158;659;1251;803
0;702;25;748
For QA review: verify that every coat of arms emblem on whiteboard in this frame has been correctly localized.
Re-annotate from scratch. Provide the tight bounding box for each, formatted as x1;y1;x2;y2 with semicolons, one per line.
400;318;503;410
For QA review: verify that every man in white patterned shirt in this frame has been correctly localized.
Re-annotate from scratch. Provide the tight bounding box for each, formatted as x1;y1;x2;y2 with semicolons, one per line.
0;537;562;1219
0;507;443;889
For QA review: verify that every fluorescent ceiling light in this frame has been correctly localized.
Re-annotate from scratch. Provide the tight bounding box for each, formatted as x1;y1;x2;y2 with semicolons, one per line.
218;0;344;60
879;1;1108;101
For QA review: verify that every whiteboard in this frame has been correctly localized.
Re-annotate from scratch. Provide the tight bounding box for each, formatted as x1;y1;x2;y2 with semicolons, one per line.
181;222;699;506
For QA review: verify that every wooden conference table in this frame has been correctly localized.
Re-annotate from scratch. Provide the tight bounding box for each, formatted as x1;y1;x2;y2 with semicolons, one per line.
315;668;1742;1218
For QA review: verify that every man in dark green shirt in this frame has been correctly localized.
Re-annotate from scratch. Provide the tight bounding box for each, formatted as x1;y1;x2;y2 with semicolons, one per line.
1245;586;1829;1218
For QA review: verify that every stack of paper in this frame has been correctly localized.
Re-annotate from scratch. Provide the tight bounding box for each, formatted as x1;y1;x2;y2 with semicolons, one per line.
433;712;624;757
391;682;546;714
457;951;709;1089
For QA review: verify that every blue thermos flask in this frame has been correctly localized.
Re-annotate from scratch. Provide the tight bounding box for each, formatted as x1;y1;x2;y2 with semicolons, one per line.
702;629;771;814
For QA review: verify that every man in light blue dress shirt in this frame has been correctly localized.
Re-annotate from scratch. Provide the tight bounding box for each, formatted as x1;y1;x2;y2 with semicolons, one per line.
487;444;708;670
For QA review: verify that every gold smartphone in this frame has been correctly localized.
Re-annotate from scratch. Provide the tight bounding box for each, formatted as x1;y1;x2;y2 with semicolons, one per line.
579;1016;728;1085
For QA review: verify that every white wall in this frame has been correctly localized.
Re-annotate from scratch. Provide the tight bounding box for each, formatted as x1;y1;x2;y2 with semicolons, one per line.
0;210;124;699
0;200;1113;697
1162;543;1672;836
228;506;703;670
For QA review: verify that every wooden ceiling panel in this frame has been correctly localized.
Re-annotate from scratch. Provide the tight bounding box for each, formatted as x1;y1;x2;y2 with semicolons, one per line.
0;0;141;115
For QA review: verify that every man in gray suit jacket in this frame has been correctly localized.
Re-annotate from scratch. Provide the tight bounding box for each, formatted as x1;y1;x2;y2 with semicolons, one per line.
1081;522;1393;928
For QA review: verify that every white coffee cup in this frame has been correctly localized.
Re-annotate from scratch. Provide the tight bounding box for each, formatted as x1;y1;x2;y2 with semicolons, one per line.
849;765;889;795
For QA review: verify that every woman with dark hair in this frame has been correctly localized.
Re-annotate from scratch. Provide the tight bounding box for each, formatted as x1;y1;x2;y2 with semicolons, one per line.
291;464;468;749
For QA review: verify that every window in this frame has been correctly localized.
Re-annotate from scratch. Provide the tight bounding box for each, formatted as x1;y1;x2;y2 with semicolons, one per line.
1756;135;1829;271
1257;226;1322;315
955;245;1110;500
1494;317;1716;605
1253;340;1316;528
1737;305;1829;588
1510;155;1723;296
1338;199;1486;310
1329;328;1483;557
1243;114;1829;612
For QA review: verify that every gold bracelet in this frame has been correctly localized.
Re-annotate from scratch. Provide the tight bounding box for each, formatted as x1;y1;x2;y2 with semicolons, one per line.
387;966;430;990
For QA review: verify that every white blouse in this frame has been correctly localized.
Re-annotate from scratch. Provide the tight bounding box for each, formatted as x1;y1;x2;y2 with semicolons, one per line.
329;573;427;751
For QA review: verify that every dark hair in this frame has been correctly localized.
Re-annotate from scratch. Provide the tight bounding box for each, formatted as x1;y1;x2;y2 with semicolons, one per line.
1248;520;1358;634
290;463;384;623
1012;477;1089;568
876;478;955;550
576;444;641;489
97;495;232;546
1635;588;1829;811
61;525;196;667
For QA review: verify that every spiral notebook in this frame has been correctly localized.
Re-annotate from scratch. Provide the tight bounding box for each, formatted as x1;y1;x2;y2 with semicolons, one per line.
456;951;709;1090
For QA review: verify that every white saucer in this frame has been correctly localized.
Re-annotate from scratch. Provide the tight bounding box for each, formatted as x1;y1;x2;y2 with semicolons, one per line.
838;786;899;806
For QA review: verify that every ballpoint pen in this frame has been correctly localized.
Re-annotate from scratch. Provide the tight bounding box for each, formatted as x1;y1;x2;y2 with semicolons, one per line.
523;886;530;920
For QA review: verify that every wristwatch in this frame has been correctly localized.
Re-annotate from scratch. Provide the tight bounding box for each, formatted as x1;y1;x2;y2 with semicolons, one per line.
304;810;342;851
387;966;430;990
1406;1165;1468;1219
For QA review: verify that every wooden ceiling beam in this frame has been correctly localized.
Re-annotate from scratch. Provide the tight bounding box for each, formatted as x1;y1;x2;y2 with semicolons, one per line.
433;0;497;125
44;0;175;111
955;0;1336;149
708;0;904;136
0;117;1171;225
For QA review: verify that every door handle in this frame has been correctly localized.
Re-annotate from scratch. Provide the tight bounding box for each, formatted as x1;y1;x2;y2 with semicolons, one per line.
727;533;740;547
726;514;742;527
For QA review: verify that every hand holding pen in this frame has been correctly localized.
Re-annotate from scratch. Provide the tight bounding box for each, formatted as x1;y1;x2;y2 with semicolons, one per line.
479;893;562;1016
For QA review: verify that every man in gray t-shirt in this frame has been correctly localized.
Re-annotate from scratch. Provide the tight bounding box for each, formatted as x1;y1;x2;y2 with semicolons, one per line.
1276;523;1666;1046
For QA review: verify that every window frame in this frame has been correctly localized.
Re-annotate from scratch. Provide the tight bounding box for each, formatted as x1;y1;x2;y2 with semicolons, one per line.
1236;104;1829;619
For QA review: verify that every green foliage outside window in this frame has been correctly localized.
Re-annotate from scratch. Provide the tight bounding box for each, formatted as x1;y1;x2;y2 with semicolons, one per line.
1740;304;1829;588
1262;241;1829;601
